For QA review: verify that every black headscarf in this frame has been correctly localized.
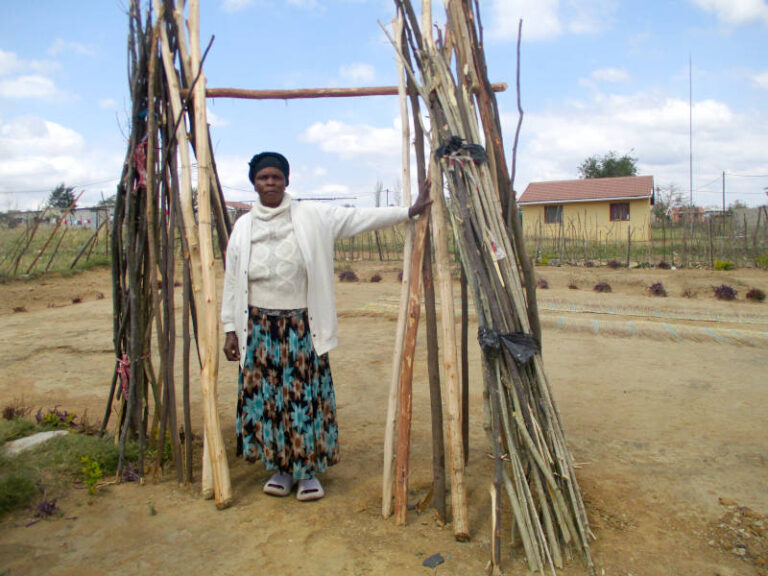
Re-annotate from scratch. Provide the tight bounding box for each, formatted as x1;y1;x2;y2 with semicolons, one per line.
248;152;290;185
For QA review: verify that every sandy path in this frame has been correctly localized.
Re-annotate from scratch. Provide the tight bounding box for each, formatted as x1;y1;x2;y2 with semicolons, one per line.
0;263;766;575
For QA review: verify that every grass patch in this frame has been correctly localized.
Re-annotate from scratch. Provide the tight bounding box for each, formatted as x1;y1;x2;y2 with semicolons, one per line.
0;418;36;444
0;472;37;517
0;417;136;519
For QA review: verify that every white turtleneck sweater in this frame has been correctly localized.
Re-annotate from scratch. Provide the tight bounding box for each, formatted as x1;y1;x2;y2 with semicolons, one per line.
247;195;307;309
221;192;411;365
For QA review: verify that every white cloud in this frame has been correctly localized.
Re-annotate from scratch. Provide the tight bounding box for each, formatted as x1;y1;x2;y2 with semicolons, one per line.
206;107;230;127
487;0;563;41
486;0;616;41
0;116;84;162
99;98;118;110
504;88;767;206
220;0;255;12
565;0;618;34
0;75;57;99
0;50;22;76
47;39;96;57
753;70;768;89
590;67;630;83
689;0;768;26
287;0;321;8
300;119;401;157
0;116;122;210
0;49;57;76
339;63;376;84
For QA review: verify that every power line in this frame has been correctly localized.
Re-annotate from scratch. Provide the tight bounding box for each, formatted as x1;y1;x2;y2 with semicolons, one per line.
0;177;120;195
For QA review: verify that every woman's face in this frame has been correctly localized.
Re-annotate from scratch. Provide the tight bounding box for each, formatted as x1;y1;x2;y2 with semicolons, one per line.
253;166;287;207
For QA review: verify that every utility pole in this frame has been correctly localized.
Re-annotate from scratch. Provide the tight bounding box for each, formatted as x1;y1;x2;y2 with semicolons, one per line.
689;54;694;232
722;171;725;213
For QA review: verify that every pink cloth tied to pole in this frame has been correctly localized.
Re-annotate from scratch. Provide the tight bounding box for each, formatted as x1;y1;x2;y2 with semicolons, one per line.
132;136;148;192
117;354;131;398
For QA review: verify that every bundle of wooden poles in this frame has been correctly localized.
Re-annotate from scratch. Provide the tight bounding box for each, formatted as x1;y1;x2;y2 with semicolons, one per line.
102;0;233;508
381;2;595;574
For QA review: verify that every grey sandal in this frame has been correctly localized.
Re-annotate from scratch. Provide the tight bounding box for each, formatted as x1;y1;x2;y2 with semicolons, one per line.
263;473;295;497
296;477;325;502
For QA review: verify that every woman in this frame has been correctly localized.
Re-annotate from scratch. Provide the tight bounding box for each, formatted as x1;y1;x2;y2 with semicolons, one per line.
221;151;430;501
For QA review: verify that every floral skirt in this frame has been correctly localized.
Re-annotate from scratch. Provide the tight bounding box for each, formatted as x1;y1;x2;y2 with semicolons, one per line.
236;306;339;480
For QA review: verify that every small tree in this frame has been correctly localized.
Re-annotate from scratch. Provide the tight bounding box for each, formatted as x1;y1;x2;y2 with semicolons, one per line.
578;151;638;179
652;183;684;221
47;183;77;210
728;200;748;212
98;193;117;207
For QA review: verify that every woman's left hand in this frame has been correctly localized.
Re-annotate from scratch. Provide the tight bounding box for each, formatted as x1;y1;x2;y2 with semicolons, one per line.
408;186;432;218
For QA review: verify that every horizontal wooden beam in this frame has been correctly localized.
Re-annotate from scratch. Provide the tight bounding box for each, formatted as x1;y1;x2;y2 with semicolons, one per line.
181;82;507;101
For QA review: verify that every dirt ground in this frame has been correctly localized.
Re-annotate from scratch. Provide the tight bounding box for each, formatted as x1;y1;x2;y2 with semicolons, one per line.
0;262;766;576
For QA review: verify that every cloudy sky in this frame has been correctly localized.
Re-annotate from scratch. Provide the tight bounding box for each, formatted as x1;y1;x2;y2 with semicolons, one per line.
1;0;767;211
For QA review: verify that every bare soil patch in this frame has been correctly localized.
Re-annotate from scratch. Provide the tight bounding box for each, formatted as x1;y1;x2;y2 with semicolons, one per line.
0;262;766;575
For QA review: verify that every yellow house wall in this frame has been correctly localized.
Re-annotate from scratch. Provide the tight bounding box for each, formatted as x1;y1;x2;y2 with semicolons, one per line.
520;198;651;242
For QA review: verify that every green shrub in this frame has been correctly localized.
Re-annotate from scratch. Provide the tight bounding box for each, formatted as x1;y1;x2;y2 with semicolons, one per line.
755;253;768;270
714;260;734;271
81;456;103;495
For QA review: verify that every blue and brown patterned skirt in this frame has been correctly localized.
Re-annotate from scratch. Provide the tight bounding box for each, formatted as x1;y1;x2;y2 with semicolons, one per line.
236;306;339;480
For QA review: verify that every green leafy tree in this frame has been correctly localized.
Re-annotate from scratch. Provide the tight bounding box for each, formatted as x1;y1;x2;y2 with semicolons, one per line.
578;151;638;179
98;193;117;207
47;183;77;210
728;200;748;211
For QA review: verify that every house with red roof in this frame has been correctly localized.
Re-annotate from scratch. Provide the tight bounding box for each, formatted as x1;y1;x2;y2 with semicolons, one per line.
518;175;655;242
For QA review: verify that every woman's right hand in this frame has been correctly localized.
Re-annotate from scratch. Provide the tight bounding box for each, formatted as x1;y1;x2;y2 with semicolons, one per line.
224;331;240;362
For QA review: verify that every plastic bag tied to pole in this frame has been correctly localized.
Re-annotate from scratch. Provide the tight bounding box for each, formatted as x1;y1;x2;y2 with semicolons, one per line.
477;327;539;366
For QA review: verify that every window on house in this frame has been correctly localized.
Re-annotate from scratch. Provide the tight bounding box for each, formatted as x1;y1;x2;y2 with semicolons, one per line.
544;205;562;224
610;202;630;221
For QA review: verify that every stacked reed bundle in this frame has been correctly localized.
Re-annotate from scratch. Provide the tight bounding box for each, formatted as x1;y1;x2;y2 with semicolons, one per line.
384;1;595;573
103;0;232;508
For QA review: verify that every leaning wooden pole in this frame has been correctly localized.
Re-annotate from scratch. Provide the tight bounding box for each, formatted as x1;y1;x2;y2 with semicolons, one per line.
410;72;447;521
393;205;430;525
188;0;232;508
429;156;470;540
382;10;412;519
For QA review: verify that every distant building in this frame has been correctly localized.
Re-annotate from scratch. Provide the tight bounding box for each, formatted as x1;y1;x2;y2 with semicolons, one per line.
63;206;112;229
518;175;655;242
0;206;112;230
225;201;253;222
669;205;704;224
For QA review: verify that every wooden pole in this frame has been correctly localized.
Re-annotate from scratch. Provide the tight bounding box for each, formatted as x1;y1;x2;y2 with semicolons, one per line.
382;10;412;519
70;219;108;269
182;82;507;100
625;225;631;267
44;226;69;273
25;191;84;274
393;204;430;525
409;63;447;521
423;230;446;521
430;156;470;541
188;0;232;509
460;265;469;463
